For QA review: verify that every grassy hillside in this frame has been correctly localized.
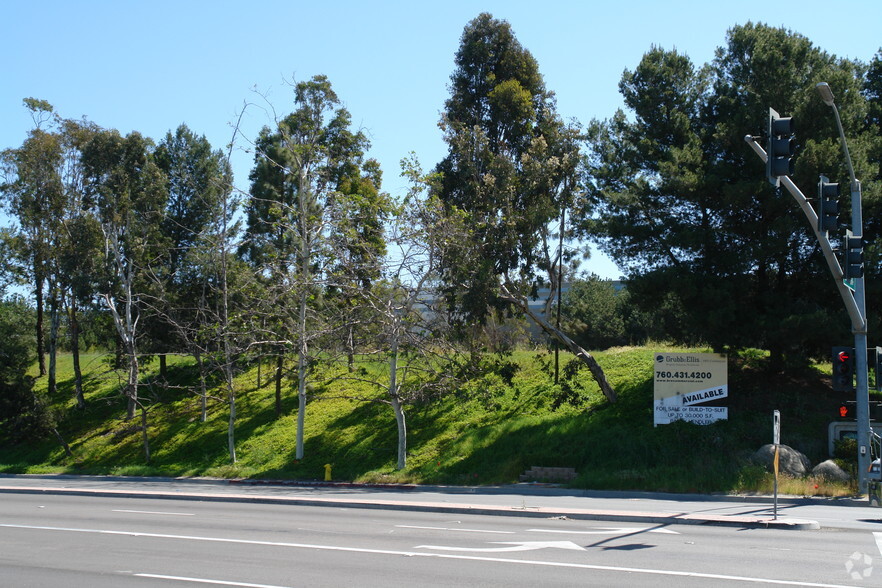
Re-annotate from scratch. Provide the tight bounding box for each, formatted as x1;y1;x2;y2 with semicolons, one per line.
0;346;864;495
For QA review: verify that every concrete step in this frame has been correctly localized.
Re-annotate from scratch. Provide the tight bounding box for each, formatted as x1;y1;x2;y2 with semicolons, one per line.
519;466;577;482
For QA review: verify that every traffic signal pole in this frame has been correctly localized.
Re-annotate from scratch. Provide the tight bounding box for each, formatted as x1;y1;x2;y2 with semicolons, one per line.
743;137;863;328
820;80;871;492
745;87;871;491
846;170;870;494
855;299;871;492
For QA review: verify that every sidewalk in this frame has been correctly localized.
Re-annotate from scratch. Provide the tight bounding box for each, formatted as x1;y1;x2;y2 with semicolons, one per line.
0;474;825;530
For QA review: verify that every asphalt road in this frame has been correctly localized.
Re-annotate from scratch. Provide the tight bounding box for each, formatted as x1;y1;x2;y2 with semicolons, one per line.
1;479;882;586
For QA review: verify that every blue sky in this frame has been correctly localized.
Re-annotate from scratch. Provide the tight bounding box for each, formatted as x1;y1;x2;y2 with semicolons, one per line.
2;0;880;279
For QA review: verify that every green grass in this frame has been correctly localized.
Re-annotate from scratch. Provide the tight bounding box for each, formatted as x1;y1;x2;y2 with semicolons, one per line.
0;345;865;496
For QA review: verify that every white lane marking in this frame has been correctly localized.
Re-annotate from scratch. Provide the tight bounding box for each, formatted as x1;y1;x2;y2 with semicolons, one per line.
396;525;515;534
113;509;195;516
528;526;680;535
874;532;882;556
1;522;856;588
416;540;585;553
135;574;288;587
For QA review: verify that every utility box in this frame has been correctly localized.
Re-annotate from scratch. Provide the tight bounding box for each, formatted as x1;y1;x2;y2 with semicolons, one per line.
828;421;882;456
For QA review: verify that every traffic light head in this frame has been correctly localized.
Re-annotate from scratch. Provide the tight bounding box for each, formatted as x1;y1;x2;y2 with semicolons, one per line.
843;230;864;280
832;346;855;392
876;347;882;392
818;175;840;234
767;107;795;186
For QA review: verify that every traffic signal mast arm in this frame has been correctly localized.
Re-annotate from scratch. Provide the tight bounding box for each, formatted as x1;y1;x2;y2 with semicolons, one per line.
744;135;866;334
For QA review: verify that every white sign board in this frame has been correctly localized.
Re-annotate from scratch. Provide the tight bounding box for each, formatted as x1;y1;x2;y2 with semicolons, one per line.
653;352;728;426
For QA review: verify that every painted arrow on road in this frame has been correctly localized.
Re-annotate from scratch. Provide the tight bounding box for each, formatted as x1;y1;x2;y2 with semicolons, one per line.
416;541;585;553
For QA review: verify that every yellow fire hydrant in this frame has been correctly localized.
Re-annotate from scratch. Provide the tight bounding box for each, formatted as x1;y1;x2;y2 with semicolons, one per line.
324;463;332;482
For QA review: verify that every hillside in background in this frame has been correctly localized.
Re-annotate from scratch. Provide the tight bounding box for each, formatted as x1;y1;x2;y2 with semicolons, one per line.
0;347;864;494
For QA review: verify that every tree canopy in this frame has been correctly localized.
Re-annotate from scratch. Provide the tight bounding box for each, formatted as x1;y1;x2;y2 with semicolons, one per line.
1;15;881;469
433;13;615;401
435;13;581;318
583;22;880;362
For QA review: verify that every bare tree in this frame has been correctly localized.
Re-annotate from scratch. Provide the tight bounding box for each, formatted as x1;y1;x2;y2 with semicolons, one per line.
80;128;167;462
241;76;374;460
325;157;465;469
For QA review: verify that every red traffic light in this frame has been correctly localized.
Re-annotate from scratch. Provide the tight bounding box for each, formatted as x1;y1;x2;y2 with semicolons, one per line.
839;404;850;418
832;346;855;392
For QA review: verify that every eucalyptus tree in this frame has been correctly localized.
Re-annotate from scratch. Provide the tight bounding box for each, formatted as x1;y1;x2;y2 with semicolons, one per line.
55;117;102;409
242;75;375;458
57;208;102;409
0;106;99;404
0;98;64;379
81;129;168;434
2;105;107;409
434;13;615;401
584;23;877;363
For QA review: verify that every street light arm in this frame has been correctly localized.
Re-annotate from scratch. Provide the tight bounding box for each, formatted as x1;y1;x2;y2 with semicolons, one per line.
816;82;858;190
830;103;859;191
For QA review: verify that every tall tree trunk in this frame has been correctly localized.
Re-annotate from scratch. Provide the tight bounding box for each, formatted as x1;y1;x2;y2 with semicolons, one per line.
114;333;124;370
52;428;73;458
69;298;85;409
295;187;310;461
220;144;236;464
389;333;406;470
159;354;168;380
392;393;407;471
553;206;565;384
295;291;307;460
195;349;207;422
275;351;283;418
126;342;139;420
347;325;355;373
227;374;237;463
500;281;617;403
48;285;60;396
35;271;46;376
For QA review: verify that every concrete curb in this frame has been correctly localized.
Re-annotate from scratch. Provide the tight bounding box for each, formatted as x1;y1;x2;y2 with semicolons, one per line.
2;474;860;504
0;484;820;530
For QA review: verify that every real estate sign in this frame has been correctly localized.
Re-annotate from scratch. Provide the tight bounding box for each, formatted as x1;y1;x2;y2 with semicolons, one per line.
653;352;728;426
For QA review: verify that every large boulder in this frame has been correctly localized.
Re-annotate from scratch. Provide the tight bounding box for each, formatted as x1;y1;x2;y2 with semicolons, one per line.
811;459;851;482
752;444;811;477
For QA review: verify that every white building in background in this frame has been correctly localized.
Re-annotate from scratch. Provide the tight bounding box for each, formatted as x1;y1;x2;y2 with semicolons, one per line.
524;281;624;340
410;280;625;342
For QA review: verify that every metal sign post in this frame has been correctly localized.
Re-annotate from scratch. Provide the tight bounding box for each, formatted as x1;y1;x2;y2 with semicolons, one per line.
773;410;781;520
